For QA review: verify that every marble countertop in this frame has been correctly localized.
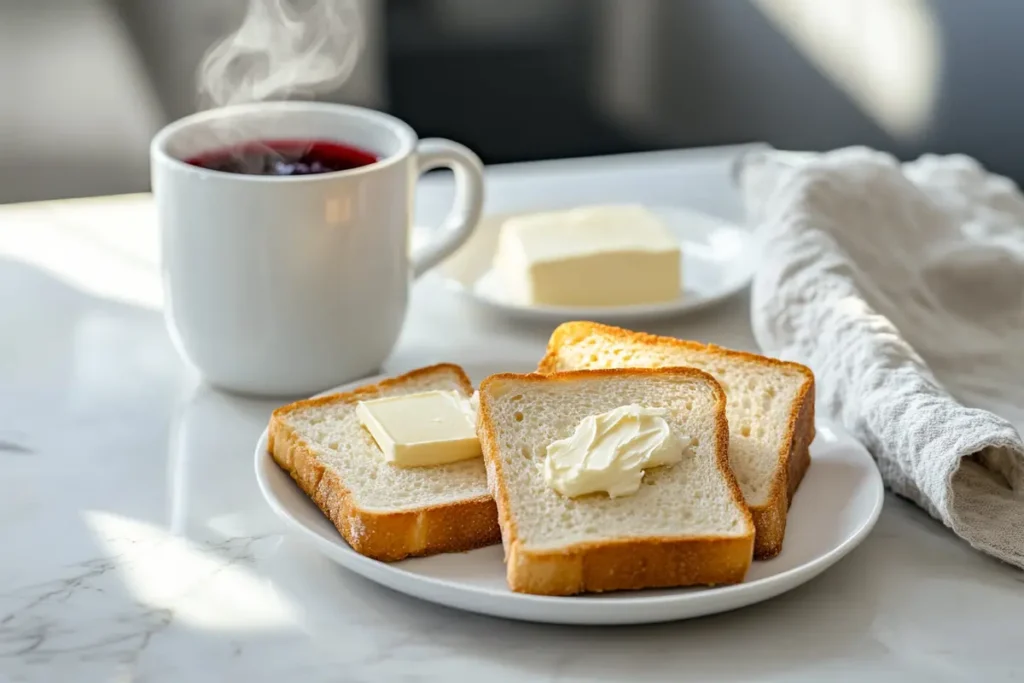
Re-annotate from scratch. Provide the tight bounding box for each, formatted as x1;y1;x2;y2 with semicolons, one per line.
1;145;1021;683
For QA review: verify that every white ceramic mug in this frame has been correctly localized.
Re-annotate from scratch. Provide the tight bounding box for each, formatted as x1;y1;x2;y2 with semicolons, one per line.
151;101;485;396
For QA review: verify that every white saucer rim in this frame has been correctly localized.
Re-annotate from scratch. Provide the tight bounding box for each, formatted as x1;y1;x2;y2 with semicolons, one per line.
254;371;885;618
433;204;757;320
256;433;882;608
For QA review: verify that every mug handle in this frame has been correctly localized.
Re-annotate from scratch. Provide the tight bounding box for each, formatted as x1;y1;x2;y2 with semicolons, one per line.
411;138;486;279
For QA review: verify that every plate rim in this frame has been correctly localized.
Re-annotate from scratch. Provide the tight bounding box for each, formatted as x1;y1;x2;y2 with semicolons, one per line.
255;373;884;624
435;204;756;321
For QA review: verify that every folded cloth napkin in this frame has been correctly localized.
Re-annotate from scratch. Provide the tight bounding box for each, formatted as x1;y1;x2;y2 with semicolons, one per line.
737;147;1024;569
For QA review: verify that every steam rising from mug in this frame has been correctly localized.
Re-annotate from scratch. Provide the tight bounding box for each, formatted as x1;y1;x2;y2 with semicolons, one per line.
197;0;364;108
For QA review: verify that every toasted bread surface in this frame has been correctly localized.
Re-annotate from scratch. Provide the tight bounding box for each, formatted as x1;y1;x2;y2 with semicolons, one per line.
269;364;500;562
538;322;815;559
479;367;754;595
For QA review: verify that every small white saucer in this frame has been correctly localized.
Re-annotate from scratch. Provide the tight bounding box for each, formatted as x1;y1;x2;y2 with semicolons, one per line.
255;373;884;626
432;205;755;323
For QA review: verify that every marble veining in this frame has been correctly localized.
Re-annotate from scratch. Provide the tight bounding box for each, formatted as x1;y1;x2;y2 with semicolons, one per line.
1;534;272;675
0;433;32;455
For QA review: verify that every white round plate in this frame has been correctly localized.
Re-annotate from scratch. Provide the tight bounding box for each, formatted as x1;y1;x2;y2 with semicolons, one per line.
256;375;883;625
430;205;755;324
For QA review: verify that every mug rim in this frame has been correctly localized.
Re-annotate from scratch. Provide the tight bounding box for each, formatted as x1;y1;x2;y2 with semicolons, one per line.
150;101;419;183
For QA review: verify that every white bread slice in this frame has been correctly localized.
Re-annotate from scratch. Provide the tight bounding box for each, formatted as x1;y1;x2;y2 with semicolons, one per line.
479;368;754;596
268;364;500;561
538;322;815;559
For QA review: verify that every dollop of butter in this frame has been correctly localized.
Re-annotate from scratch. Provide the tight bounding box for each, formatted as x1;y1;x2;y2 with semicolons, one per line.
543;405;691;498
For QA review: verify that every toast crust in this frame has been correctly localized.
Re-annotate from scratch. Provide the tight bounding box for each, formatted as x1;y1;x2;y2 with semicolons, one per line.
537;322;816;560
268;364;501;562
479;368;755;596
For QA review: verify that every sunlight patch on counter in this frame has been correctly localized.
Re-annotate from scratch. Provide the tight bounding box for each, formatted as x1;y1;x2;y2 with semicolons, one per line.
83;509;298;631
0;195;163;310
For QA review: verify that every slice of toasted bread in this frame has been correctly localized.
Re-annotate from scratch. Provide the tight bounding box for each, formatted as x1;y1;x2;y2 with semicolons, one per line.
538;322;815;560
268;364;500;561
478;368;755;596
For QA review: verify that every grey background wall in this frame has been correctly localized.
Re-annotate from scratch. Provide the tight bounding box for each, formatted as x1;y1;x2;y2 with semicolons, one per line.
3;0;1022;204
649;0;1023;175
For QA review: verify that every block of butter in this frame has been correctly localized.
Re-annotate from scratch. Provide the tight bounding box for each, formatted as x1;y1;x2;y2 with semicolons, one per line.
492;204;681;307
356;390;481;467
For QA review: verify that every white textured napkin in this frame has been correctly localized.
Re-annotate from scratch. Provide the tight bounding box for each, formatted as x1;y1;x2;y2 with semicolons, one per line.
737;147;1024;569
